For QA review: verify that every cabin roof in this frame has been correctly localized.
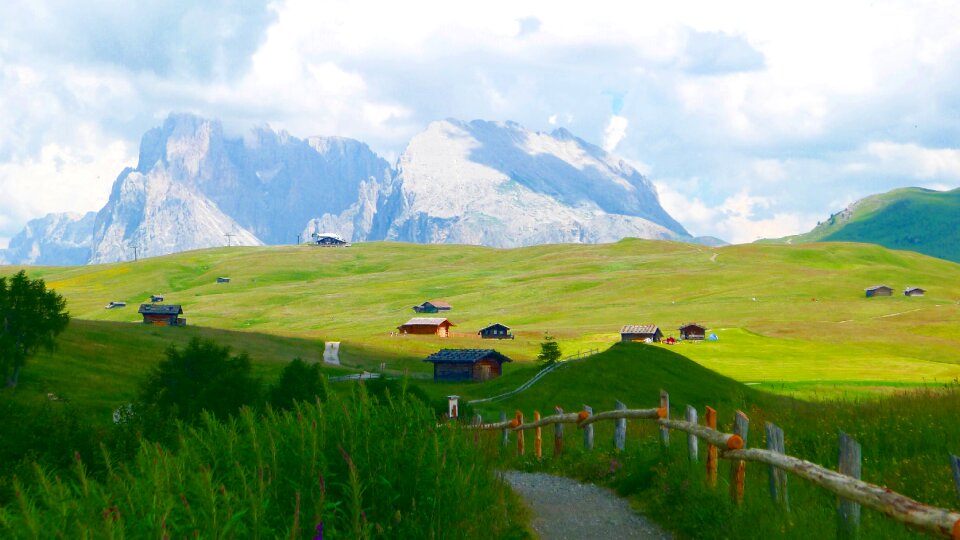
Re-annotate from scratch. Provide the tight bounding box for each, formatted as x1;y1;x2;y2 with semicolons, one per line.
423;349;512;364
400;317;454;327
678;322;706;331
138;304;183;315
421;300;452;309
865;285;892;291
479;323;510;331
904;286;926;292
620;324;660;334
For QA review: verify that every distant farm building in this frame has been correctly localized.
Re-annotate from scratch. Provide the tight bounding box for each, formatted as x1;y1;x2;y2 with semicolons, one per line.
312;232;350;247
479;323;513;339
620;325;663;343
904;287;926;297
138;304;186;326
678;323;706;341
217;277;231;284
150;294;164;302
864;285;892;297
413;300;452;313
424;349;512;382
104;301;127;309
398;317;455;337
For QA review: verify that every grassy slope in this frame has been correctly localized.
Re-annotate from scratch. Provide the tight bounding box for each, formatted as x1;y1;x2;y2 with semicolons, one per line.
768;187;960;263
4;239;960;412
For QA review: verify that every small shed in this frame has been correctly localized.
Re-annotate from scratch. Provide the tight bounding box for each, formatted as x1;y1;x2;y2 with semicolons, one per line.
312;232;350;247
678;323;706;340
424;349;512;382
904;287;926;297
620;324;663;343
217;277;231;284
413;300;453;313
138;304;186;326
104;301;127;309
398;317;455;337
150;294;164;302
479;323;513;339
865;285;892;298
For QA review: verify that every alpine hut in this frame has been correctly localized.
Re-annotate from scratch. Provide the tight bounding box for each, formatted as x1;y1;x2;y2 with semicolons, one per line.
424;349;512;382
478;323;513;339
678;323;706;340
865;285;893;297
620;324;663;343
312;232;350;247
397;317;455;337
904;287;926;297
138;304;186;326
412;300;453;313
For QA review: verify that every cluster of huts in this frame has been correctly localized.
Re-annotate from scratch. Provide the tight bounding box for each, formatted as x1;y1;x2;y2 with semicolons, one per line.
865;285;926;298
396;300;513;340
619;323;714;344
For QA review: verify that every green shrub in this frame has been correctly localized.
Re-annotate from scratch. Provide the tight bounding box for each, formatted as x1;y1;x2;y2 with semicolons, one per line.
269;358;327;410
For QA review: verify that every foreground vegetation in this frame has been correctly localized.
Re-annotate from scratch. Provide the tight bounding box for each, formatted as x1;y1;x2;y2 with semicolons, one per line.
482;344;960;538
0;383;528;538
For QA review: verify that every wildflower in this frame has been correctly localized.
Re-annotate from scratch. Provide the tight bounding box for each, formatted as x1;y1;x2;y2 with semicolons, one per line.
313;522;323;540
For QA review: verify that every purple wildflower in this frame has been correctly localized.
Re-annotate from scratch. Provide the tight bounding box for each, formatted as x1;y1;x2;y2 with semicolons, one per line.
313;522;323;540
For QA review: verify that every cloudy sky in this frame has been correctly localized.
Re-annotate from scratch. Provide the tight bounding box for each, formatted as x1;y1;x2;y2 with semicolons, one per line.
2;0;959;246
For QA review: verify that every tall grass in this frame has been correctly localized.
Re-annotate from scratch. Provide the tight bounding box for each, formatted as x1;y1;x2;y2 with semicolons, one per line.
501;383;960;539
0;386;529;539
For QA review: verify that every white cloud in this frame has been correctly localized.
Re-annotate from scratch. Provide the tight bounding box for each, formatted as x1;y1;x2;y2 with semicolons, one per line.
602;115;628;152
863;142;960;181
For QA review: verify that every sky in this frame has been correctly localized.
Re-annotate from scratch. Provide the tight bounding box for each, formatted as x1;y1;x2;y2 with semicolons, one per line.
1;0;959;246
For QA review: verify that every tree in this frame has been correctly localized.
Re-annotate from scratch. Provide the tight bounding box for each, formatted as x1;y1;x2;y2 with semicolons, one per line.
138;337;260;422
269;358;326;410
0;270;70;388
536;333;562;367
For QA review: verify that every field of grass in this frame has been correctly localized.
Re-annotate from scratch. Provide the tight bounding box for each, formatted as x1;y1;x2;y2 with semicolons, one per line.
486;343;960;539
4;239;960;409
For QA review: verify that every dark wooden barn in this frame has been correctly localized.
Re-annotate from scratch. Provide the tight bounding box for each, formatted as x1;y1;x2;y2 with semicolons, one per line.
478;323;513;339
397;317;455;337
412;300;453;313
620;324;663;343
138;304;186;326
678;323;706;340
865;285;893;297
424;349;512;382
904;287;926;297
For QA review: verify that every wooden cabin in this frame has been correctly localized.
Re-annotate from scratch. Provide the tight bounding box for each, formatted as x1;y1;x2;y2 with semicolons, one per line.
412;300;453;313
678;323;706;340
312;232;350;247
620;324;663;343
217;277;231;284
865;285;892;297
904;287;926;297
138;304;186;326
424;349;512;382
397;317;455;337
478;323;513;339
150;294;164;302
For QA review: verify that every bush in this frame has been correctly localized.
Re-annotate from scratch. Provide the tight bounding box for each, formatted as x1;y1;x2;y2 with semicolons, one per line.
269;358;327;410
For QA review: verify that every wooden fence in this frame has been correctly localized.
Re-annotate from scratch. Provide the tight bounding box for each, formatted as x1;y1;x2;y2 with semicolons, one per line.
467;349;600;405
467;391;960;539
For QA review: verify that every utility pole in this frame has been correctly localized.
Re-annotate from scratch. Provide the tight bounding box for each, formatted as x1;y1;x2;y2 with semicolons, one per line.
296;233;301;245
132;245;138;262
224;233;236;247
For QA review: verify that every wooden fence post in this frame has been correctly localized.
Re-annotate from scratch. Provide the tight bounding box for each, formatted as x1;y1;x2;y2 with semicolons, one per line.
583;405;594;451
554;406;564;456
534;411;542;459
837;431;862;539
516;411;525;456
614;400;627;452
659;390;670;447
500;412;508;449
766;422;790;512
951;454;960;502
686;405;699;462
730;410;749;504
706;406;718;487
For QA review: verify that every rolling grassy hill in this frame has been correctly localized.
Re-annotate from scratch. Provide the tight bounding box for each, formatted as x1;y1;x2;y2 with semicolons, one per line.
766;187;960;263
4;238;960;412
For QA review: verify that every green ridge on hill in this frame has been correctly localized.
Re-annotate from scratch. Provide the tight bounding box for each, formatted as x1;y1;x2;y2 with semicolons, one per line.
766;187;960;263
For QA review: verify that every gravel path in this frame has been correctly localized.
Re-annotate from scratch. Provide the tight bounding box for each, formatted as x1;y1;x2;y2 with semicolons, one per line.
502;471;672;540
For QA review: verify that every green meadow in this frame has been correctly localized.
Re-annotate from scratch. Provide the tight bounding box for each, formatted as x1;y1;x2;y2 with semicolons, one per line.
4;238;960;410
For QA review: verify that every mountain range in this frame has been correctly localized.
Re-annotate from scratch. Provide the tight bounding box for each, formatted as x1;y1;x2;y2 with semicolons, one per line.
1;114;705;265
762;187;960;263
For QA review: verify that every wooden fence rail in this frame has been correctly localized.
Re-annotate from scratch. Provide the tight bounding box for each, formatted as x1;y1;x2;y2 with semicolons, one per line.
465;391;960;539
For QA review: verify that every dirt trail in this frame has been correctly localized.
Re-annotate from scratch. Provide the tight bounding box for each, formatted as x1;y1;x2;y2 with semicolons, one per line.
503;471;672;540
